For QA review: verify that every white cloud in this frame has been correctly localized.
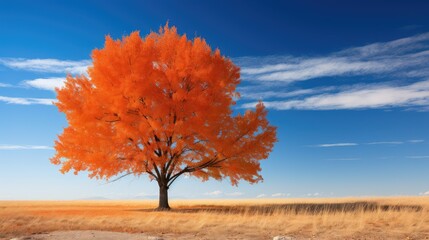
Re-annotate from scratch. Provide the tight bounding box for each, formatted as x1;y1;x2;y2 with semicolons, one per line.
254;58;385;82
342;32;429;58
0;83;12;87
238;33;429;111
315;143;358;147
22;77;66;91
272;193;287;197
307;193;320;197
0;58;90;74
0;96;56;105
0;145;53;150
225;192;244;196
408;139;425;143
314;139;420;149
238;86;336;100
256;194;266;198
204;190;222;196
237;32;429;83
367;141;403;145
242;80;429;110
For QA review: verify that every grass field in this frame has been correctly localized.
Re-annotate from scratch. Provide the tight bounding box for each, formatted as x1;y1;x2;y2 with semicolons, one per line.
1;197;428;239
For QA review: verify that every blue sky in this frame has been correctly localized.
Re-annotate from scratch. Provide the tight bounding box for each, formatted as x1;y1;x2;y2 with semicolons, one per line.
0;0;429;200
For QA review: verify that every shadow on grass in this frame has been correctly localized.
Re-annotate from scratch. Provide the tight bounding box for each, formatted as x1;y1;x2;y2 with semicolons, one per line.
129;202;422;215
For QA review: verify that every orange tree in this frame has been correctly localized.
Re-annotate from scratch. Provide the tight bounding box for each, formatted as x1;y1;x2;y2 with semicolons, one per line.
52;25;277;210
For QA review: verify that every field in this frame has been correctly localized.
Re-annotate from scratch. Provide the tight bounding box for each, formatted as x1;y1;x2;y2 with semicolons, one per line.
1;197;429;239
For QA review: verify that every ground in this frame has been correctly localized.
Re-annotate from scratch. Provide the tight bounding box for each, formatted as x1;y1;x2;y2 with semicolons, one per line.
10;230;164;240
1;197;428;239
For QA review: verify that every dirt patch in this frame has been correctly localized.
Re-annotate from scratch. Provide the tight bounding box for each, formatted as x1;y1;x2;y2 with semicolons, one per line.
8;231;294;240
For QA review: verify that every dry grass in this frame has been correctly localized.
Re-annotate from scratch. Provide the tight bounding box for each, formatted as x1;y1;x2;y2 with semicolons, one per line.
1;197;429;239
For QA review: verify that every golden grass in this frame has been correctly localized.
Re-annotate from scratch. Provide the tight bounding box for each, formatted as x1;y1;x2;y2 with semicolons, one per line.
1;197;428;239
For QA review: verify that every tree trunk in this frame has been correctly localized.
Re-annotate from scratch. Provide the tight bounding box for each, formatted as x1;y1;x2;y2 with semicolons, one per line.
157;184;170;210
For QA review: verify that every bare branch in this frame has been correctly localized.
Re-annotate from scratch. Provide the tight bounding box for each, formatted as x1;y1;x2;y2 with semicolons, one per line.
166;156;230;188
146;170;158;180
152;162;162;179
167;167;190;188
104;172;134;184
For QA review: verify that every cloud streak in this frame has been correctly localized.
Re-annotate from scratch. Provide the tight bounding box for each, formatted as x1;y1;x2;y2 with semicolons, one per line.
22;77;66;91
238;86;336;100
0;96;56;105
0;145;53;150
0;83;12;87
237;32;429;111
0;58;90;75
307;192;320;197
313;139;421;148
271;193;289;197
238;32;429;83
367;141;403;145
315;143;358;147
204;190;222;196
242;80;429;110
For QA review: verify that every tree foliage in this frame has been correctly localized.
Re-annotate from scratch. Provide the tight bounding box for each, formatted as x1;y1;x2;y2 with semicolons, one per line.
51;25;277;193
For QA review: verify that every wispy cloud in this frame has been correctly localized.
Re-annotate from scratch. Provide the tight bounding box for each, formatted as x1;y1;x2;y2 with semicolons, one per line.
238;86;335;100
314;139;420;148
0;145;53;150
0;83;12;87
256;194;266;198
0;96;56;105
238;33;429;111
307;192;320;197
0;58;90;74
367;141;403;145
242;80;429;110
22;77;66;91
315;143;358;147
272;193;290;197
245;58;385;82
237;32;429;83
204;190;222;196
408;139;425;143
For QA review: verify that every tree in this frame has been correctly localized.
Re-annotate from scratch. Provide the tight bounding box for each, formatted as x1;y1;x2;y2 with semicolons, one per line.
51;25;277;210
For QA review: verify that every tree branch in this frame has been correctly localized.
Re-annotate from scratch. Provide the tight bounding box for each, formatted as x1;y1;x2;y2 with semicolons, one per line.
104;172;134;184
167;167;189;188
146;170;158;180
166;156;230;188
152;162;162;179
